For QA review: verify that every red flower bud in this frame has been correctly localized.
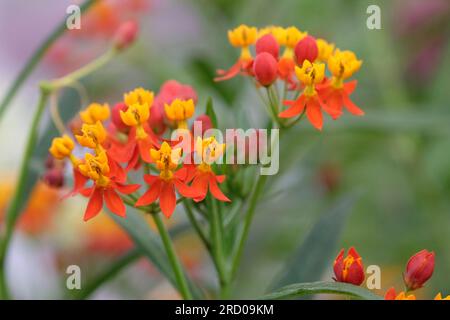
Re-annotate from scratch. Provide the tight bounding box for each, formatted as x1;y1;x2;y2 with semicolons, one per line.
333;247;365;285
256;34;279;59
114;20;139;50
253;52;278;87
191;114;213;136
111;102;129;132
294;35;318;66
403;249;435;290
42;168;64;189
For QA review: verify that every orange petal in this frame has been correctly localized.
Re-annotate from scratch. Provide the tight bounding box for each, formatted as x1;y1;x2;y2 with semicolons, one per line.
143;174;158;185
135;179;162;206
104;188;126;217
342;94;364;116
306;98;323;130
173;178;199;198
214;61;241;82
209;174;231;202
160;181;176;218
279;96;306;118
191;173;209;202
84;188;103;221
215;175;226;183
322;92;343;120
343;80;357;95
115;183;140;195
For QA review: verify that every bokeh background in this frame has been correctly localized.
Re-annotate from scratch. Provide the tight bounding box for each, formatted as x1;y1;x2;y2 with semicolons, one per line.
0;0;449;299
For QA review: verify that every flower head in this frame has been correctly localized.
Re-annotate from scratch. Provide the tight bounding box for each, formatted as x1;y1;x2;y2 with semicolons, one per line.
164;98;195;129
403;249;435;291
75;121;107;149
277;26;306;49
228;24;258;48
295;60;325;88
333;247;365;286
49;135;75;160
316;38;335;62
78;150;110;187
79;103;110;124
124;87;154;109
195;136;225;168
328;49;362;81
150;142;182;180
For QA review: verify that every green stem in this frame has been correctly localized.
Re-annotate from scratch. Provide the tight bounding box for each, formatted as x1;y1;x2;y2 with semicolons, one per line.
151;213;193;300
41;49;117;92
183;200;210;250
0;0;96;123
230;173;268;279
0;89;50;299
208;196;228;291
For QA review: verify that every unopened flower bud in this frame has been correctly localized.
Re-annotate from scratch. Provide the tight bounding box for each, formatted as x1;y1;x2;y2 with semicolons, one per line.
256;34;279;59
191;114;213;136
403;249;435;291
114;20;139;51
294;35;318;66
42;168;64;188
333;247;365;286
253;52;278;87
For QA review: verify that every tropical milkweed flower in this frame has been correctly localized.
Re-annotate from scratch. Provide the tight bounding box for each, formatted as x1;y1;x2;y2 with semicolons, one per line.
135;142;196;217
384;287;416;300
275;26;307;88
188;137;230;203
279;60;329;130
75;121;108;150
79;103;111;124
164;98;195;129
333;247;365;286
256;33;279;59
215;24;257;81
316;38;335;62
77;149;140;221
403;249;435;291
109;87;159;165
318;49;364;119
49;135;75;160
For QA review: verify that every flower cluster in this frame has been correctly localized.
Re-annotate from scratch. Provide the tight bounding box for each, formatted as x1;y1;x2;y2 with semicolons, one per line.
48;81;230;221
333;248;448;300
216;25;364;130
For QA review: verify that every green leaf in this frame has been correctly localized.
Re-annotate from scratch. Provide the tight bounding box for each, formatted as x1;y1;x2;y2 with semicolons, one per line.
270;193;359;289
205;97;218;128
262;281;382;300
109;209;203;299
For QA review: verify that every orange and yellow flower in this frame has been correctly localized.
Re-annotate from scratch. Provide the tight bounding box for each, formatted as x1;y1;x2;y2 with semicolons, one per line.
135;142;197;217
384;287;416;300
333;247;365;286
215;24;257;82
279;60;329;130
